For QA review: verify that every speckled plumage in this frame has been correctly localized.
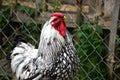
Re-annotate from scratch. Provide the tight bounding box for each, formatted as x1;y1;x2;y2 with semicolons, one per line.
46;42;80;80
10;12;80;80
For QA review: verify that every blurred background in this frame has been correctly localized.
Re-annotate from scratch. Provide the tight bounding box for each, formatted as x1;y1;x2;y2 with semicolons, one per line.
0;0;120;80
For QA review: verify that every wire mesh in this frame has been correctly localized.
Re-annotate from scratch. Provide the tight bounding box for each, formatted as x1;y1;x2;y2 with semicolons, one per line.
0;0;120;80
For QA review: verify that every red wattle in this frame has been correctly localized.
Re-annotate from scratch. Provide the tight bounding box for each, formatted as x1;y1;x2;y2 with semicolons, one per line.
58;21;66;37
52;18;66;37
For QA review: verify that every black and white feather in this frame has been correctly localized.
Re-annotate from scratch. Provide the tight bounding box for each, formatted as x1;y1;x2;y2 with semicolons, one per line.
10;13;80;80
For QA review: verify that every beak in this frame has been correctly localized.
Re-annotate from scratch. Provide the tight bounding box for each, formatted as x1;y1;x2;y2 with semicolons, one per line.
64;16;67;20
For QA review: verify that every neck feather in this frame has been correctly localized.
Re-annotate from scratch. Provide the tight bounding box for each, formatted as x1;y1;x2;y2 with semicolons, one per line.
38;20;65;63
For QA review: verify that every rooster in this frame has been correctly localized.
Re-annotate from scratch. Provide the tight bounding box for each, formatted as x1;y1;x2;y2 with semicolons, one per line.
10;12;80;80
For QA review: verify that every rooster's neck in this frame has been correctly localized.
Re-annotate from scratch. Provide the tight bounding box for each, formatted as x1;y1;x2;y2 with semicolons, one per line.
38;20;65;63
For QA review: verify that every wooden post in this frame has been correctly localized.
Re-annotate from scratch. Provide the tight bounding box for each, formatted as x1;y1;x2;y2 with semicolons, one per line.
107;0;120;80
9;0;13;17
103;0;115;18
76;0;83;26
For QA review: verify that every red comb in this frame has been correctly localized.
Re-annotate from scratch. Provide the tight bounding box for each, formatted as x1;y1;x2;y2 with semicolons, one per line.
51;12;64;18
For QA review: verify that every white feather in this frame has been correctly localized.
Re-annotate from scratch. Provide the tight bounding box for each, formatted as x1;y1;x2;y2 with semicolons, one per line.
10;15;80;80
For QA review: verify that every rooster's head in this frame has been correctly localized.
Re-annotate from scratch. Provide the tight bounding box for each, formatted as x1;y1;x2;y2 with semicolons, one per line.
50;12;66;37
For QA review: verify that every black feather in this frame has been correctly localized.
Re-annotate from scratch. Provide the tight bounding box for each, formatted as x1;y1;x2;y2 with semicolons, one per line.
13;34;27;47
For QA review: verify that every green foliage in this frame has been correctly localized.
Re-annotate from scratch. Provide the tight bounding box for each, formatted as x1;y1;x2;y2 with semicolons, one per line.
116;35;120;51
17;4;36;16
51;0;61;12
21;22;41;47
114;34;120;70
73;23;107;79
37;1;48;12
0;5;11;28
0;74;11;80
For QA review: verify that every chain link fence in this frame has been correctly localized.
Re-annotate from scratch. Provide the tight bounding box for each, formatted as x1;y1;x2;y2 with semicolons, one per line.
0;0;120;80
